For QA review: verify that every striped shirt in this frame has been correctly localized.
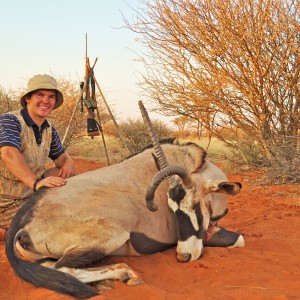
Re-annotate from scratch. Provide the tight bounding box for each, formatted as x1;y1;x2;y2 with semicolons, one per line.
0;109;64;160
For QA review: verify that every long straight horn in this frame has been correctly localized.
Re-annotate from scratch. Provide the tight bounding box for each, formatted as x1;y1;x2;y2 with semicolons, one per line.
138;101;175;187
146;166;193;211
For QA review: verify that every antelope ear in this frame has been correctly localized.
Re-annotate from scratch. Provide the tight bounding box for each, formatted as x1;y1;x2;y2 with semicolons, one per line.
209;181;242;195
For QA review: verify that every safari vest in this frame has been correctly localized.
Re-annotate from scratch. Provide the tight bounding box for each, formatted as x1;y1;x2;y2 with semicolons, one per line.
0;110;52;199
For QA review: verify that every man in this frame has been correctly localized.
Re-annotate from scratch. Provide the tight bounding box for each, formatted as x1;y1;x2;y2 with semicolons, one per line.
0;74;76;241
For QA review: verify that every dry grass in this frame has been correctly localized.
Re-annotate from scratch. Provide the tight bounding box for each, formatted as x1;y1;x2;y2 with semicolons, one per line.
178;137;234;172
67;135;129;164
67;135;231;171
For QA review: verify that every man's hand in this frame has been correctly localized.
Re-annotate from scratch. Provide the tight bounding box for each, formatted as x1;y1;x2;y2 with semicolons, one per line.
35;176;66;191
54;152;76;179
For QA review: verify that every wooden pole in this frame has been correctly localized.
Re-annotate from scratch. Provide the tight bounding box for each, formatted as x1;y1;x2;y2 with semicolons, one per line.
95;107;110;165
86;57;110;165
63;34;129;159
89;70;130;152
61;78;88;146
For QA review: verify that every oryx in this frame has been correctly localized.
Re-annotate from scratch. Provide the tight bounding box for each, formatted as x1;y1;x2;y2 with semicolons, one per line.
5;102;244;298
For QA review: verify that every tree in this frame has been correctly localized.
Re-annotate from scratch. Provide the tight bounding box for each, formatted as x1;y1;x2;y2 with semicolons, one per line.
172;115;205;138
125;0;300;182
0;86;20;114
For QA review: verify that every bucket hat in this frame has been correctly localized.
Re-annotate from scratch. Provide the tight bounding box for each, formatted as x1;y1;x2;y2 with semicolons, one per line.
20;74;64;109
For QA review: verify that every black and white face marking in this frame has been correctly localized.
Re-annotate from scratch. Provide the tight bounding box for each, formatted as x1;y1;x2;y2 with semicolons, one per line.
167;184;209;262
130;232;175;255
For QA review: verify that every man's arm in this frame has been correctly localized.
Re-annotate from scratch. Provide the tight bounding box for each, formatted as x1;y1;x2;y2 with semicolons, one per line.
53;152;76;179
1;146;66;190
1;146;37;189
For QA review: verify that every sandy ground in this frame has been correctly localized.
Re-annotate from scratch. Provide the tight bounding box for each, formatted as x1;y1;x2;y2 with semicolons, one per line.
0;158;299;300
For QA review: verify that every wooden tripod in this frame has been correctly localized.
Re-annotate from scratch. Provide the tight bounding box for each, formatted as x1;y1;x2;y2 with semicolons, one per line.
62;35;129;165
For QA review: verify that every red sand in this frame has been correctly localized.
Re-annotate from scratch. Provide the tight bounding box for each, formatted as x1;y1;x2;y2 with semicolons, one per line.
1;159;299;300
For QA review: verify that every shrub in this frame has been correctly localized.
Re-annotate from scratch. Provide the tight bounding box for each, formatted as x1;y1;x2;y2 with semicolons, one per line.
106;118;173;154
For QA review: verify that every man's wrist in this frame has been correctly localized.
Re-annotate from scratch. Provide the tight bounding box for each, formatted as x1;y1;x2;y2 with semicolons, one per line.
33;176;43;192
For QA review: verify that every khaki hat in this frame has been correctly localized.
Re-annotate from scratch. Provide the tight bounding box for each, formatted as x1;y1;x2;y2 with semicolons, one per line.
20;74;64;109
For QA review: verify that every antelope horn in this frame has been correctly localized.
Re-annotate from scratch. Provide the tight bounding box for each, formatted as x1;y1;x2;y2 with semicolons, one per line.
146;166;193;211
138;101;176;185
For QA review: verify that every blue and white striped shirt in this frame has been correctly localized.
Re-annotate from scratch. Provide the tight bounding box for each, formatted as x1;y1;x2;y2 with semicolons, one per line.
0;109;65;160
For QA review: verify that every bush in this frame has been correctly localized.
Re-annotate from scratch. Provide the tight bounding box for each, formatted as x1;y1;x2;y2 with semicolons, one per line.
263;136;300;184
0;87;20;114
106;118;173;154
223;135;300;184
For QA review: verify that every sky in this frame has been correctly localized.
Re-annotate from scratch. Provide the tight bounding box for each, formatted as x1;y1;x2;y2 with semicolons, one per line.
0;0;170;123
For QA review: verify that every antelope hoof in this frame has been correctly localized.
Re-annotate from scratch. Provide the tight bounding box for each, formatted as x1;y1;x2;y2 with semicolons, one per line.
120;272;143;286
228;235;245;248
126;278;144;286
96;279;116;292
176;253;191;262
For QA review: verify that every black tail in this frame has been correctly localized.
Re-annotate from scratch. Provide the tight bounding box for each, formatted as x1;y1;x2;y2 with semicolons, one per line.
5;192;98;299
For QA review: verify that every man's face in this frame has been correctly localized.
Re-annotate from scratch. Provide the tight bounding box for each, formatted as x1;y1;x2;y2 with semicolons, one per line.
25;89;56;120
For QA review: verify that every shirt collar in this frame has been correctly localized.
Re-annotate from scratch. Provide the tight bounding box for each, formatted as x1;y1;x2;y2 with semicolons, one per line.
21;108;50;129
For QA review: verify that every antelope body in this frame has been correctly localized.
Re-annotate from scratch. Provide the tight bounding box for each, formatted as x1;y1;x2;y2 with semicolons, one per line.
6;139;244;298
